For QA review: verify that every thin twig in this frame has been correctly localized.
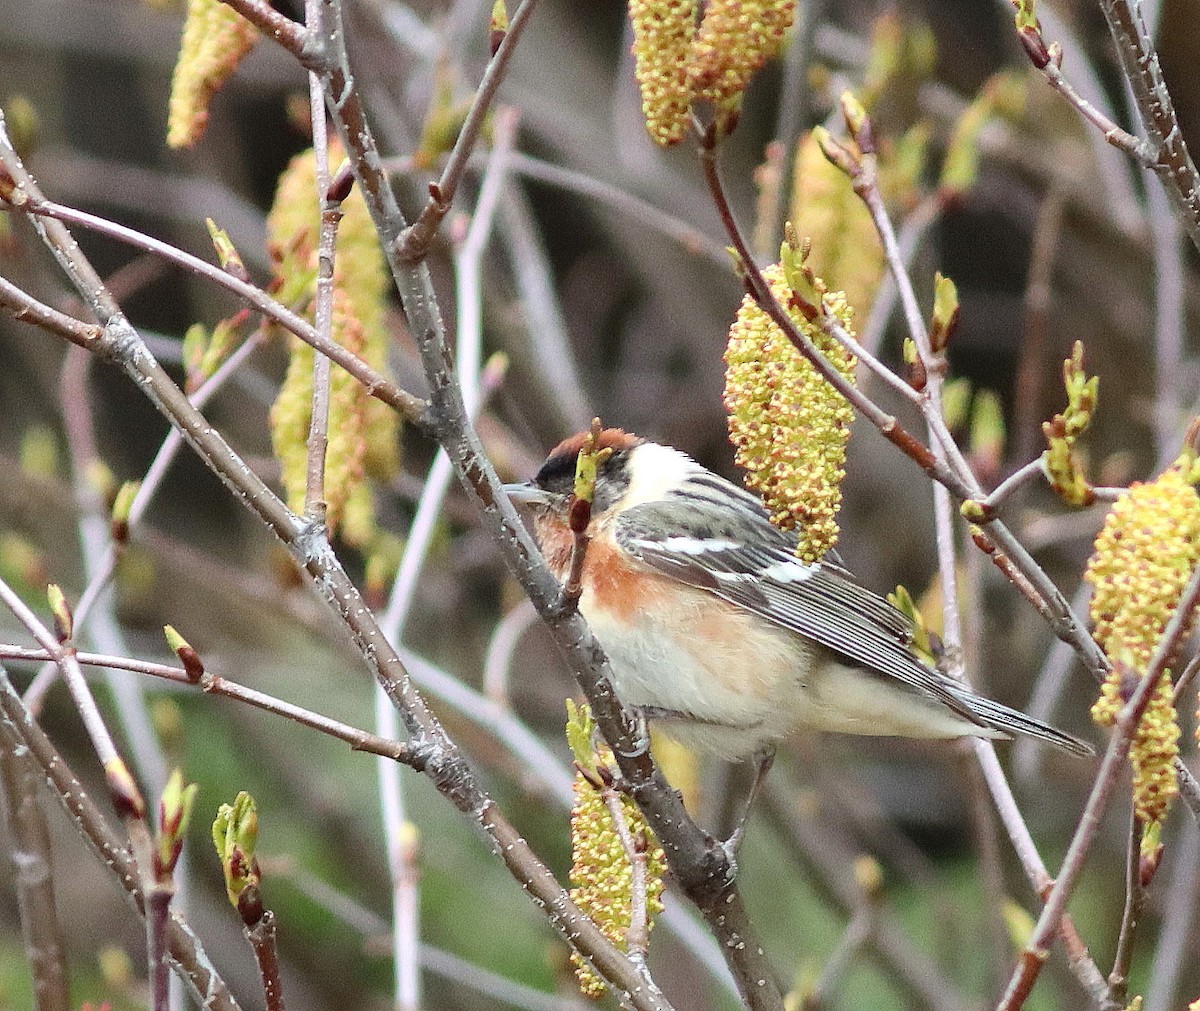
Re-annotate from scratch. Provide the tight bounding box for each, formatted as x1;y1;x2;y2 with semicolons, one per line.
496;185;593;432
1025;2;1143;235
1106;808;1145;1006
245;910;286;1011
599;786;653;976
504;152;728;266
982;459;1046;513
2;197;428;427
0;666;243;1011
147;866;172;1011
219;0;308;55
1030;52;1154;165
23;326;266;713
760;776;968;1011
0;274;104;348
1014;185;1065;465
859;193;941;358
0;577;143;812
395;0;544;261
859;118;1107;1002
971;740;1108;1001
962;749;1012;998
483;599;538;706
800;904;874;1011
303;74;337;526
821;311;922;406
1014;580;1093;784
386;149;730;268
1170;653;1200;708
1097;0;1200;255
1142;821;1199;1011
0;741;70;1011
759;0;827;257
1144;147;1187;457
0;644;412;762
57;344;169;800
562;516;592;606
1174;759;1200;822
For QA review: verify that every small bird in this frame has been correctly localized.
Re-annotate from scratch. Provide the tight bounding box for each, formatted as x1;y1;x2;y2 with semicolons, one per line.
506;428;1091;763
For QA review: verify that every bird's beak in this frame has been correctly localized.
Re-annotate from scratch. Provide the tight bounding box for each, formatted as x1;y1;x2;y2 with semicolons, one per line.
502;481;557;508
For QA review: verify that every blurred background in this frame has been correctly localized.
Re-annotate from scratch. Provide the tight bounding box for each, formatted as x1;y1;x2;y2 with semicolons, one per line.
1;0;1199;1007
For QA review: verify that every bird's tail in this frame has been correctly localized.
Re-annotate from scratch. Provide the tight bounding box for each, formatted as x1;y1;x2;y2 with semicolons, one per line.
949;686;1094;756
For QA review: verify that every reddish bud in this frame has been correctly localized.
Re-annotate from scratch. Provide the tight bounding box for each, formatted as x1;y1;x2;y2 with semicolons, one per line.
0;166;15;204
488;0;509;58
47;584;72;642
237;881;265;928
326;162;356;204
567;495;592;535
164;625;205;682
1139;843;1163;887
105;758;147;821
1017;26;1050;69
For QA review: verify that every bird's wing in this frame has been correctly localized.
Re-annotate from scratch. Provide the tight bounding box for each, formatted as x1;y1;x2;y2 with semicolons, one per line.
612;494;967;704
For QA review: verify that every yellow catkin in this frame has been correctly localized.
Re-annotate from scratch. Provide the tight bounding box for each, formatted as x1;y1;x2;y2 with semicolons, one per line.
265;143;399;541
268;339;314;519
1085;459;1200;824
789;131;884;324
688;0;794;112
650;731;700;813
166;0;258;149
628;0;697;146
328;154;399;485
268;289;368;533
569;764;667;998
723;262;857;562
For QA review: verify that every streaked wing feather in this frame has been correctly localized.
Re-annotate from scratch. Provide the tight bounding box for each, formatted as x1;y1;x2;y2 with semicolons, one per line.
614;496;984;724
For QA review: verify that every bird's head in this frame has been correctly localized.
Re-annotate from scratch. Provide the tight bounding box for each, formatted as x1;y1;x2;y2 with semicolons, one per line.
504;428;645;522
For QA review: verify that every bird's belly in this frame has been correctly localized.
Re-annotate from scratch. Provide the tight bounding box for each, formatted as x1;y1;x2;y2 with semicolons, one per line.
580;578;993;758
581;581;809;760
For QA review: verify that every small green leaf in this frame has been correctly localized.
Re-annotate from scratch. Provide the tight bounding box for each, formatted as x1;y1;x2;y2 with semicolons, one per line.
565;700;596;770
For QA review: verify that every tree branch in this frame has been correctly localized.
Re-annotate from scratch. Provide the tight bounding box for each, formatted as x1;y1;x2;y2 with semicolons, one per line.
0;107;674;1011
0;666;243;1011
1097;0;1200;254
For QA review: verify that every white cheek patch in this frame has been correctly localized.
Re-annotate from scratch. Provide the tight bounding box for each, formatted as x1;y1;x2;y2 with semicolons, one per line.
615;443;694;509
